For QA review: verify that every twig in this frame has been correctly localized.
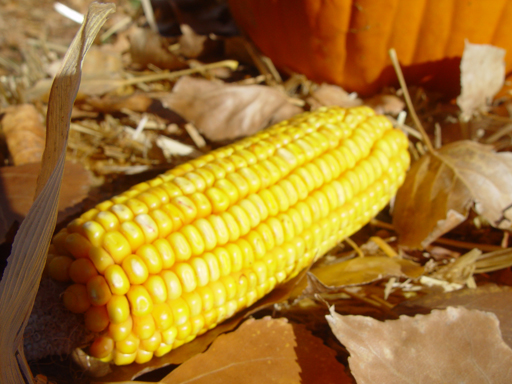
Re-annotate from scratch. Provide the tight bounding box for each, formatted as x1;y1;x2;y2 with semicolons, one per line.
388;48;436;153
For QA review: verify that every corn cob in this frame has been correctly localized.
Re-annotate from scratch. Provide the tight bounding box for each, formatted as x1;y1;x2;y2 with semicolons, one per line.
46;106;409;365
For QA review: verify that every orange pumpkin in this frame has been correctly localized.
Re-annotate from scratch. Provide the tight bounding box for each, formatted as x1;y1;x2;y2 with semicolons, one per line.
228;0;512;96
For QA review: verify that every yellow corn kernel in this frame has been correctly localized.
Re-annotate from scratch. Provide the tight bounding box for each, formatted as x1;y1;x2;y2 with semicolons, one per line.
122;254;149;285
136;244;163;274
84;305;109;333
68;258;98;284
62;284;91;314
134;214;159;244
205;187;230;214
102;231;132;264
190;192;212;219
116;332;140;355
47;255;73;282
64;233;91;259
160;270;182;300
227;205;251;237
152;302;174;331
135;349;153;364
88;246;115;273
173;263;197;293
133;314;156;340
182;291;202;317
168;297;190;326
81;221;106;248
161;203;185;232
235;238;254;269
189;257;210;287
181;224;205;257
153;239;175;270
148;209;173;239
196;285;214;312
104;265;130;295
90;336;114;359
161;326;177;345
203;252;221;283
108;315;133;342
172;196;197;225
193;218;218;251
127;285;153;317
209;280;227;307
167;232;192;262
144;275;168;304
86;275;112;306
155;343;173;357
140;331;162;352
213;247;232;277
107;294;130;324
219;212;240;242
225;243;243;273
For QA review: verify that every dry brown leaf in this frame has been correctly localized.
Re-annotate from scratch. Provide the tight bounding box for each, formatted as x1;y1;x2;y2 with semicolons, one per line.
397;284;512;349
310;256;424;289
393;140;512;248
161;317;300;384
178;24;209;58
293;323;353;384
160;76;302;141
307;83;362;110
327;306;512;384
129;27;187;71
457;42;506;121
0;161;91;243
364;94;405;115
1;104;45;165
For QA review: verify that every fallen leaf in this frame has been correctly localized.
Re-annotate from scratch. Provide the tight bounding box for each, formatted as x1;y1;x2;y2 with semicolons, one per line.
292;323;353;384
310;256;424;289
1;104;45;165
307;84;362;110
160;76;302;141
326;306;512;384
129;27;187;71
0;162;92;243
364;94;405;115
161;317;300;384
457;42;506;121
396;284;512;349
393;140;512;248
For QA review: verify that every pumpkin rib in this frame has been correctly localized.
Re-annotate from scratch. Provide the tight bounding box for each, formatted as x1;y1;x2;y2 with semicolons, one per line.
412;0;455;63
387;0;428;65
490;0;512;73
343;0;401;92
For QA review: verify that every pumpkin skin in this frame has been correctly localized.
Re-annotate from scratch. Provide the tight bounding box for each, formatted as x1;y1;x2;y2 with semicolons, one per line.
228;0;512;96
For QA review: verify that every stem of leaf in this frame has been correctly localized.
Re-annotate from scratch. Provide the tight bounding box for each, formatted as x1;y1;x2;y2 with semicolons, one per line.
388;48;436;154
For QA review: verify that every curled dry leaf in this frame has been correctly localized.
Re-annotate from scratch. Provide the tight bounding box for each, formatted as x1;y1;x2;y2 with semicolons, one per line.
397;284;512;349
160;76;302;141
457;42;506;121
307;83;362;110
393;140;512;249
129;27;187;71
327;306;512;384
309;256;424;289
161;317;300;384
1;104;45;165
